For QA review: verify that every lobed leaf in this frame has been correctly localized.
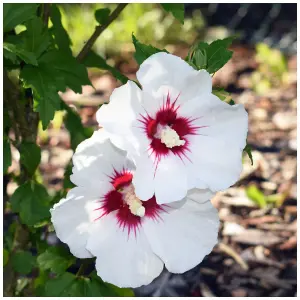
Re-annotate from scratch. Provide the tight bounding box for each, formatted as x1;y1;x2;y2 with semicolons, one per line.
37;246;75;275
3;48;20;64
10;182;50;226
43;272;134;297
132;33;168;65
44;272;76;296
3;3;38;32
39;50;91;94
50;5;73;55
4;42;37;66
188;37;235;73
20;64;63;129
83;50;128;84
20;142;41;176
20;49;91;129
20;17;51;58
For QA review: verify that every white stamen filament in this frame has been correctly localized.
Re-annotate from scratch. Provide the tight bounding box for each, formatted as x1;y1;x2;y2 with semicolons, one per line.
156;125;186;148
122;185;145;217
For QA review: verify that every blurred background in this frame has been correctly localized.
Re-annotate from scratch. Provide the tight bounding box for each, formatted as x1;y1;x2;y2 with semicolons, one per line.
5;3;297;297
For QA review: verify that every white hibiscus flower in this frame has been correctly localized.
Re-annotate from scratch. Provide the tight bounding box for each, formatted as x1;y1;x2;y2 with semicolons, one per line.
51;130;219;288
96;52;248;205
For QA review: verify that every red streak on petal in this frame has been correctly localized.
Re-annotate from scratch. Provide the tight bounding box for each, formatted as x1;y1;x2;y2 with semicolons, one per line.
95;168;165;236
143;196;166;221
100;190;123;216
138;92;209;171
116;205;141;236
146;118;157;138
156;108;177;125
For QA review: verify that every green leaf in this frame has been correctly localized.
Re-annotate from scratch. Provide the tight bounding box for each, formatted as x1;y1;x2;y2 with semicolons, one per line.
193;48;207;69
44;272;76;296
20;49;91;129
103;282;135;297
37;246;75;275
50;5;72;55
246;185;267;208
83;50;128;84
94;8;111;24
244;143;253;165
3;249;9;266
20;142;41;175
10;182;50;226
12;251;36;275
35;91;62;130
21;17;51;58
4;57;21;70
212;87;231;101
161;4;185;24
90;272;134;296
60;100;93;150
3;42;37;65
39;50;91;94
3;3;38;32
20;65;62;129
63;163;75;189
3;48;20;64
34;269;48;296
205;37;235;73
44;272;134;297
132;33;168;65
188;37;235;73
4;138;12;173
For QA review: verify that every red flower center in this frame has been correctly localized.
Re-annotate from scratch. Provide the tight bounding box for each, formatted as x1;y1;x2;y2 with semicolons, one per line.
139;92;203;167
95;169;164;235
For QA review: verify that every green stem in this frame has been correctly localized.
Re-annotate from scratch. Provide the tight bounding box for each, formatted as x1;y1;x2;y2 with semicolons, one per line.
76;262;87;277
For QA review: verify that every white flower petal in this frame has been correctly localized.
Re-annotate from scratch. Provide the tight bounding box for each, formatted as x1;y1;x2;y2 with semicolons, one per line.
132;154;155;201
188;135;244;191
182;94;248;191
71;130;130;191
137;52;199;94
50;187;98;258
186;188;215;204
154;155;188;204
143;197;219;273
180;93;248;150
86;213;164;288
141;68;211;117
179;69;212;101
96;81;147;152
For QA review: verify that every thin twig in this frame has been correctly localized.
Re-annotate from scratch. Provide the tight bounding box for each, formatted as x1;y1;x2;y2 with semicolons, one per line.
76;4;128;62
219;242;249;270
42;3;51;27
76;260;90;277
